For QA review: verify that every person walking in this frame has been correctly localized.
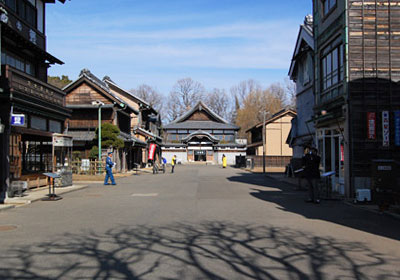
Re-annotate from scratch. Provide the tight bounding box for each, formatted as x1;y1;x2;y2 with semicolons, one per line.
104;151;116;185
302;147;321;203
171;155;176;173
222;154;227;168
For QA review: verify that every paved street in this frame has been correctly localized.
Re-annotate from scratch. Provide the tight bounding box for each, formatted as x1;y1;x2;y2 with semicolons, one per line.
0;165;400;279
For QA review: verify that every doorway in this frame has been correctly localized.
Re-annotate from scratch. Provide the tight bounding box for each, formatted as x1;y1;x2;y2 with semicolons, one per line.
194;150;206;161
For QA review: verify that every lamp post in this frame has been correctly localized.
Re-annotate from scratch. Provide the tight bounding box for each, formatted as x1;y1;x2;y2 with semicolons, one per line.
92;100;104;173
262;111;266;174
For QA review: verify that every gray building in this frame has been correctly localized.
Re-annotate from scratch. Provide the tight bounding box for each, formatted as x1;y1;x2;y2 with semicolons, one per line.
288;15;315;161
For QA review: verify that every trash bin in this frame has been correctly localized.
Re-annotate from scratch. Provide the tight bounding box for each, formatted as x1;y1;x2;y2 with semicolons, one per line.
371;159;398;208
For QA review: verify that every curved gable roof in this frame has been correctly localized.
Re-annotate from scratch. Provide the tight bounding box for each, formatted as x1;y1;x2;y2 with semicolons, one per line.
170;101;229;124
182;130;219;143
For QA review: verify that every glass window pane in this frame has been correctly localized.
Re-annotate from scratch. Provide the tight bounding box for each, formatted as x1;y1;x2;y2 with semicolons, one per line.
326;53;332;74
332;48;338;71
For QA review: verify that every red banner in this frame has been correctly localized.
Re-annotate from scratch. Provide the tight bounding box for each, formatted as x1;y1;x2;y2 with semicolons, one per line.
367;112;376;140
148;143;156;160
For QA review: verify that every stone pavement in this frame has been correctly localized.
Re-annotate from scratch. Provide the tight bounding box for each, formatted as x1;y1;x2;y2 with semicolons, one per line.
0;165;399;279
0;184;89;212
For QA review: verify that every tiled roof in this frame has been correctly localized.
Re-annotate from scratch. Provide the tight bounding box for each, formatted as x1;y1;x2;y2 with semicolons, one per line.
66;131;95;142
169;101;229;124
163;121;239;130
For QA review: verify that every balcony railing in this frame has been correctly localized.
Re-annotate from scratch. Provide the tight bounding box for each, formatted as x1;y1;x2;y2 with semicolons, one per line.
3;65;65;107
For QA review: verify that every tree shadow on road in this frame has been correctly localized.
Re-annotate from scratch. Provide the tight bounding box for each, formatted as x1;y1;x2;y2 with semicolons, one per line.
0;221;399;279
228;172;400;242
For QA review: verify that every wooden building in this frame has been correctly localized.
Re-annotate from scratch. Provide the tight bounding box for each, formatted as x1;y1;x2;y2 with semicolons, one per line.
246;109;296;172
63;69;144;172
103;76;162;167
0;0;69;199
313;0;400;197
162;101;246;165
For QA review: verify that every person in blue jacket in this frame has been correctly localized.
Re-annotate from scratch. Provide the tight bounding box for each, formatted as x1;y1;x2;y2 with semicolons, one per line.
104;151;116;185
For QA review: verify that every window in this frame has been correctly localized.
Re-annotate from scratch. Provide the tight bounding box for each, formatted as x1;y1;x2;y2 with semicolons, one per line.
49;120;62;133
30;116;46;131
5;0;37;28
321;45;343;91
1;51;36;76
323;0;336;16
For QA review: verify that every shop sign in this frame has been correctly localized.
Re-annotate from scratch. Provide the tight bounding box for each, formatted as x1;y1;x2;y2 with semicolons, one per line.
340;145;344;162
53;135;73;147
148;143;156;160
395;111;400;146
367;112;376;140
382;111;390;147
11;114;25;126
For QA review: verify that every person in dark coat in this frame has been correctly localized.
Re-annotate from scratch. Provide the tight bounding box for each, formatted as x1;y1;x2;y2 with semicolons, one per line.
104;152;116;185
302;147;321;203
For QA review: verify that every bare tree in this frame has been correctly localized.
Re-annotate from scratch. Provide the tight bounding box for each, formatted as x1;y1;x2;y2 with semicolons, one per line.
230;79;262;106
130;84;164;113
205;88;231;121
284;77;297;109
166;78;205;122
235;87;284;137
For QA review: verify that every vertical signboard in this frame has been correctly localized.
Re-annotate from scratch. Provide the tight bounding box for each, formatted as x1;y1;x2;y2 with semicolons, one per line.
382;111;390;147
367;112;376;140
148;143;156;161
395;111;400;146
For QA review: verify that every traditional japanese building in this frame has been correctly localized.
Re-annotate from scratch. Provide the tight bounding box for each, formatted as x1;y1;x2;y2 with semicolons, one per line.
63;69;144;172
0;0;70;200
162;101;246;165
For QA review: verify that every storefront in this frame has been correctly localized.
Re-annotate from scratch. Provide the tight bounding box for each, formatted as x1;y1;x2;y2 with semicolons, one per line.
316;126;345;195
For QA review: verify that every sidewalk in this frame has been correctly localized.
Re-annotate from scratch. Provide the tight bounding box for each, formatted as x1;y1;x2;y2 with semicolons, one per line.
266;172;400;220
0;184;89;212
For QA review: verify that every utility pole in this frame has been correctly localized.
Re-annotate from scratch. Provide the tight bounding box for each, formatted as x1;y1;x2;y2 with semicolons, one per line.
263;110;266;174
92;100;104;174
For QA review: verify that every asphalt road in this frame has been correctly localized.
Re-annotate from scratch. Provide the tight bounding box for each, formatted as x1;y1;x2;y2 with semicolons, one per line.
0;165;400;279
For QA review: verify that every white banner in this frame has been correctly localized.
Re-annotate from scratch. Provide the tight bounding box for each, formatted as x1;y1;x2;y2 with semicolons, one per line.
382;111;390;147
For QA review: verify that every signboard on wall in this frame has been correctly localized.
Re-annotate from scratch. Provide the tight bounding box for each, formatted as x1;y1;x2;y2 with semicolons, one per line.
395;111;400;146
367;112;376;140
382;111;390;147
53;135;73;147
148;143;156;160
11;114;25;126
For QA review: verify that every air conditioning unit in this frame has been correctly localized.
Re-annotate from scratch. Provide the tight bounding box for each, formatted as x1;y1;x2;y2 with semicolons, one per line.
355;189;371;203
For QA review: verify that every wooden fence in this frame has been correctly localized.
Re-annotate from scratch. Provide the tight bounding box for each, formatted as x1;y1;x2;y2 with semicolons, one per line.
71;160;104;175
246;156;292;168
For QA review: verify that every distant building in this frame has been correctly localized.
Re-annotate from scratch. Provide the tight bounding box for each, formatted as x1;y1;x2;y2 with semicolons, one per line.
162;101;246;165
288;15;315;163
246;109;296;172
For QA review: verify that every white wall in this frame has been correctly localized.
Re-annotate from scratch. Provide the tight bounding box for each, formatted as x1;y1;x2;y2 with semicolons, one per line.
162;151;187;164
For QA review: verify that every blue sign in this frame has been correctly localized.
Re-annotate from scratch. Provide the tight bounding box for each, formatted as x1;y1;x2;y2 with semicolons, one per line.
395;111;400;146
11;114;25;126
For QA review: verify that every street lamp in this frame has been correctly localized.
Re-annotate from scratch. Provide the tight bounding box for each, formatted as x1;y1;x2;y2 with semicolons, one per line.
262;111;266;174
92;100;104;173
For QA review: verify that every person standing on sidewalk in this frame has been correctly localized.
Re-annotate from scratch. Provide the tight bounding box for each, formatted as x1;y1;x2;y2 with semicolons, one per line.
302;147;320;203
222;154;227;168
104;152;116;185
171;155;176;173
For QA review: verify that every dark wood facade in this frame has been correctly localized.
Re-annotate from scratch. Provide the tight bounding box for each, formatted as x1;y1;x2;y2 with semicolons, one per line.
313;0;400;196
0;0;69;200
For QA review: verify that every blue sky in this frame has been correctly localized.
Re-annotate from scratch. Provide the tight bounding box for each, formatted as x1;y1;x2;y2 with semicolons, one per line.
47;0;312;95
